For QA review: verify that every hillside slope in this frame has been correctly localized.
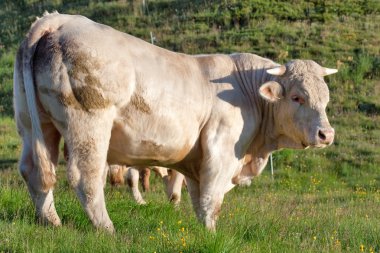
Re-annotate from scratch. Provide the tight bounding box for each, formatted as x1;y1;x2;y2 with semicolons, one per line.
0;1;379;252
0;0;379;188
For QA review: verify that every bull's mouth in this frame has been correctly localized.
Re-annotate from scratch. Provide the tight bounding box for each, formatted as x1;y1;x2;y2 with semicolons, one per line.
304;142;328;149
314;143;328;148
301;142;309;149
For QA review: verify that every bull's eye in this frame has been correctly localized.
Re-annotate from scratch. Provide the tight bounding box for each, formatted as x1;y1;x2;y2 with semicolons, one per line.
291;95;305;105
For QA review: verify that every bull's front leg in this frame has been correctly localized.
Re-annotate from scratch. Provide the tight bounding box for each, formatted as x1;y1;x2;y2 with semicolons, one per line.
186;176;201;219
198;161;239;232
195;120;245;231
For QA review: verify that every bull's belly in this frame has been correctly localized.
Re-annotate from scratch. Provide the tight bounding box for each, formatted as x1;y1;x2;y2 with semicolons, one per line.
107;118;197;166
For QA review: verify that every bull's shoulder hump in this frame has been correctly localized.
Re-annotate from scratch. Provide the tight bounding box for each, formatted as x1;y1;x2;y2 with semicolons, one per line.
230;53;279;70
194;54;233;64
193;54;236;75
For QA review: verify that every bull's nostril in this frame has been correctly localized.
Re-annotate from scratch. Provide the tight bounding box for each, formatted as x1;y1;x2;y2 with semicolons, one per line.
318;130;326;141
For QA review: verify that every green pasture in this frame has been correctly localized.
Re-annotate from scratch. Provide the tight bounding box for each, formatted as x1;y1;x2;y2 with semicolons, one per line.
0;0;379;252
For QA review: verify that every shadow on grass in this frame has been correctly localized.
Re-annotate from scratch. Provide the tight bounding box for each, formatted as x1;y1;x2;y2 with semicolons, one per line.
358;102;380;116
0;159;18;170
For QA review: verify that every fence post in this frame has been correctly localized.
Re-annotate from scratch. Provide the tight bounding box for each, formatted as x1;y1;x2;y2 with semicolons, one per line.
270;153;274;180
150;31;155;45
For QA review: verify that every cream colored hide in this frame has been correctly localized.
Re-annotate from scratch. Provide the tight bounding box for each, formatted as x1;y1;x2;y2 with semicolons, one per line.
14;12;336;233
109;166;185;205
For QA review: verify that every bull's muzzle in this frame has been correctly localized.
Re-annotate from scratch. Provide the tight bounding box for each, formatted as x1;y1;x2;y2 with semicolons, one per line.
317;127;335;146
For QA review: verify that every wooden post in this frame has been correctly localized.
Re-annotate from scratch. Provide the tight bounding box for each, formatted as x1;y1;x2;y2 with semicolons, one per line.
150;31;155;45
270;154;274;180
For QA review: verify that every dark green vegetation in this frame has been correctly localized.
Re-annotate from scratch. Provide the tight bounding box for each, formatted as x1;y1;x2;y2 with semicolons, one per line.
0;0;379;252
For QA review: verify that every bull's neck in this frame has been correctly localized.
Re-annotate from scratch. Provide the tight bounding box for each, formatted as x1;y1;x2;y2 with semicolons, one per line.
249;101;280;159
233;57;281;159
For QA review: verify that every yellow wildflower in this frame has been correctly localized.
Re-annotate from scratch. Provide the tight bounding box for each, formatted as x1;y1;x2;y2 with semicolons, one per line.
360;244;365;252
181;236;186;246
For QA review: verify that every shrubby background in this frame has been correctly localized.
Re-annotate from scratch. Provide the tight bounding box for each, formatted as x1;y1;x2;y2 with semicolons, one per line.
0;1;379;252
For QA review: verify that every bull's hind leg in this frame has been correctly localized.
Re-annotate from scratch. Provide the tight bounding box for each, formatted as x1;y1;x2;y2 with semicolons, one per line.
65;111;115;233
127;167;146;205
167;170;184;205
18;122;61;226
140;168;151;192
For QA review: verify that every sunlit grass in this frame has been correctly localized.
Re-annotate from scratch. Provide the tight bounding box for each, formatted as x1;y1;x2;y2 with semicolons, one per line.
1;159;379;252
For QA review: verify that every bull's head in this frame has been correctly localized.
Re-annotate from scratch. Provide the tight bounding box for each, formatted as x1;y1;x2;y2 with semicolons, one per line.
259;60;337;149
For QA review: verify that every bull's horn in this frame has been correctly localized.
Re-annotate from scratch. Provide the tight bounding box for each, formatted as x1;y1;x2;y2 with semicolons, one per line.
266;65;286;76
323;67;338;76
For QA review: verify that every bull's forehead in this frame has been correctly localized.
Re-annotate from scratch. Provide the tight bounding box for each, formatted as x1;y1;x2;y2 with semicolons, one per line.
284;60;330;106
286;60;324;75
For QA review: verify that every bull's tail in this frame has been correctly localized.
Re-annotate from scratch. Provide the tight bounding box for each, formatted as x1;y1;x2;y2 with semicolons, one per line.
21;11;66;191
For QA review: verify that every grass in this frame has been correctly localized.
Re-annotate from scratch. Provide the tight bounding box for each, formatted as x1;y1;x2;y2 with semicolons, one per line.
1;161;379;252
0;117;379;252
0;0;380;252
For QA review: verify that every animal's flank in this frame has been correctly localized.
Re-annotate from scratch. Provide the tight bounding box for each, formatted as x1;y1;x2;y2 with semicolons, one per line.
72;86;111;111
129;93;151;114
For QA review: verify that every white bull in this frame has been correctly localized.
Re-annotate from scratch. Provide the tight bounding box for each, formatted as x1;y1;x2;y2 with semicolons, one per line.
14;12;336;233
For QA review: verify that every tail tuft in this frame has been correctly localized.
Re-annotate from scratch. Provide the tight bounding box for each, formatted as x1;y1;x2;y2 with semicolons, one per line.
35;141;56;191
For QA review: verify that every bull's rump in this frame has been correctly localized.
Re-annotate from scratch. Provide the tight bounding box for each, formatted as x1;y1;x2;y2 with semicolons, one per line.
32;14;212;166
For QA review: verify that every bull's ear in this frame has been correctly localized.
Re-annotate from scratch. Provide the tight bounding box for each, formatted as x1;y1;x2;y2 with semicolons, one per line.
259;81;283;102
322;67;338;76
